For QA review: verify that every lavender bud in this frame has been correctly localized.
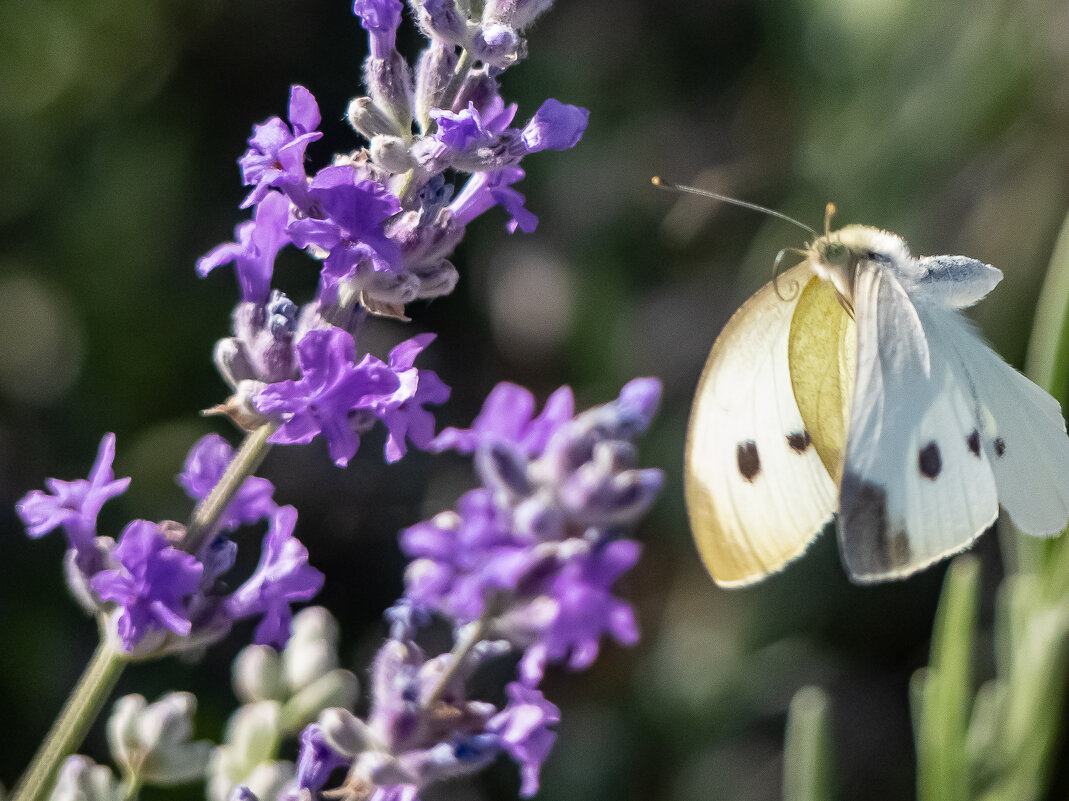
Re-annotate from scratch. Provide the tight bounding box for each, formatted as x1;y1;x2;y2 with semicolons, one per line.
484;0;554;30
208;703;287;801
267;290;298;340
370;135;416;172
281;669;360;732
475;441;533;500
364;52;414;134
107;693;212;785
559;454;664;527
411;259;459;299
233;644;285;703
513;496;564;541
415;39;461;125
213;338;256;389
319;708;371;758
347;97;402;139
471;23;523;69
283;647;335;695
50;757;122;801
412;0;467;42
63;539;111;614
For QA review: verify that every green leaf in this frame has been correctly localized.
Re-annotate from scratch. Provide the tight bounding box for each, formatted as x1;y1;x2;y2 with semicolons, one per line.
915;556;980;801
783;685;834;801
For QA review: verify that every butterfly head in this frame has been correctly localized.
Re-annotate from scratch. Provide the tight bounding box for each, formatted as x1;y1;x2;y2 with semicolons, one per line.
807;224;912;311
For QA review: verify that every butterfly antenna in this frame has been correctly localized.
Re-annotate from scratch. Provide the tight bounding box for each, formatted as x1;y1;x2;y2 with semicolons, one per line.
651;176;819;237
824;202;836;239
772;247;805;301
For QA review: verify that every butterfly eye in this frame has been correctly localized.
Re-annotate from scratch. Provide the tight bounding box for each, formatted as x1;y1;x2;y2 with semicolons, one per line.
823;242;849;266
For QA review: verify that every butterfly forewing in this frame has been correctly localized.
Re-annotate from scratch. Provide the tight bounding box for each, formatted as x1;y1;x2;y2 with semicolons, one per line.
686;263;837;586
838;263;999;581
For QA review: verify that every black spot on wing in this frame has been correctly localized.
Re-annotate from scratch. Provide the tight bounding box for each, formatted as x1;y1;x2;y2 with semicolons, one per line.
787;430;812;453
918;442;942;480
994;437;1006;457
839;471;912;577
967;430;981;457
737;440;760;482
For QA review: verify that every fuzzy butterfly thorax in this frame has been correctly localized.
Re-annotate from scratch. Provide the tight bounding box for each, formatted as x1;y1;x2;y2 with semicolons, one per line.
685;219;1069;587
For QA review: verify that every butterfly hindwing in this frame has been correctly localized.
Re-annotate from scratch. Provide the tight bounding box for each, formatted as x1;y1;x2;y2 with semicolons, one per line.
837;262;999;582
686;263;837;586
918;302;1069;536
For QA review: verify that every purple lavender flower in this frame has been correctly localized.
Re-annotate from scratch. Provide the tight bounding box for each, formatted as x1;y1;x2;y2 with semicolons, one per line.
255;328;400;467
449;167;538;233
178;434;277;531
91;520;204;650
289;166;402;305
297;724;351;793
354;0;404;58
239;85;323;210
431;382;574;457
368;334;451;463
16;433;131;564
487;682;559;797
198;191;292;304
225;506;324;648
516;539;641;684
521;99;589;152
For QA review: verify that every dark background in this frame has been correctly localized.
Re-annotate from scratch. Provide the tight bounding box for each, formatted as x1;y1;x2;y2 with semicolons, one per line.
2;0;1068;799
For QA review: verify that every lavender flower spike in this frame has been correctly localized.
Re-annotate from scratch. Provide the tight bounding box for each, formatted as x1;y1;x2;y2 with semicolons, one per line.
16;432;130;558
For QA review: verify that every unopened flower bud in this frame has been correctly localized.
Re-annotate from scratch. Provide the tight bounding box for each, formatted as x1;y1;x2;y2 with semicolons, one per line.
319;708;371;758
233;644;284;703
281;669;360;732
370;135;415;172
415;40;461;124
50;757;122;801
471;23;523;69
476;441;533;501
283;610;341;692
364;52;414;134
413;0;468;42
412;259;459;299
107;693;212;785
484;0;554;31
347;97;402;140
214;338;256;389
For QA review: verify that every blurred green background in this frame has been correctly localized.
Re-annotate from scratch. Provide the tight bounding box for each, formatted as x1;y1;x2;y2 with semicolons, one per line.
2;0;1069;799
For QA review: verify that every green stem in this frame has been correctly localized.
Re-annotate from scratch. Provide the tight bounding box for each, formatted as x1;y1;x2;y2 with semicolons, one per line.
439;49;475;119
182;421;278;554
10;640;126;801
421;618;486;710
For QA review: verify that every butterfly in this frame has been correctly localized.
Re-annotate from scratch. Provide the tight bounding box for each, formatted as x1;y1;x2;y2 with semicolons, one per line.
679;191;1069;586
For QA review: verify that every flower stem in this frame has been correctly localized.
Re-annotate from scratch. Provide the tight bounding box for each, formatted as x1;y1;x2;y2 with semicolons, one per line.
422;618;486;709
182;421;279;554
442;49;474;115
10;639;126;801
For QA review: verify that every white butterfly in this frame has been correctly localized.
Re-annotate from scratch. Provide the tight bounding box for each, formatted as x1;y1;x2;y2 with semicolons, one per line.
683;202;1069;586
